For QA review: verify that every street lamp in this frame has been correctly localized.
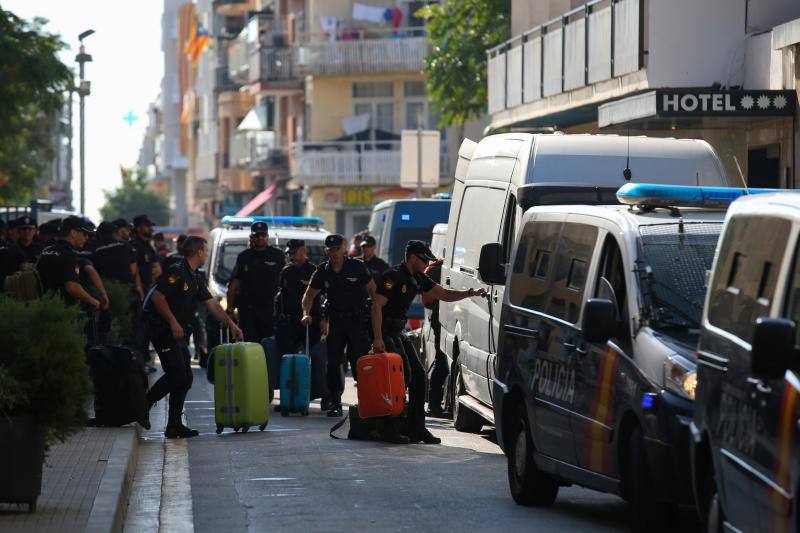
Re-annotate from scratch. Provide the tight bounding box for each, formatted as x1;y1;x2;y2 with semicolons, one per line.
75;29;94;215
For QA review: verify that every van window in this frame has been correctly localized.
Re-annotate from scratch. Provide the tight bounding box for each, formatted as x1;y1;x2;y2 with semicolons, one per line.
368;206;390;247
547;223;599;323
501;194;519;266
452;187;506;269
509;221;562;310
594;236;628;324
785;240;800;344
708;216;791;342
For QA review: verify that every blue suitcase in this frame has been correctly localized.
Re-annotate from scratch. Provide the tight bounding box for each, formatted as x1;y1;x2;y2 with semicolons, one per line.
279;353;311;416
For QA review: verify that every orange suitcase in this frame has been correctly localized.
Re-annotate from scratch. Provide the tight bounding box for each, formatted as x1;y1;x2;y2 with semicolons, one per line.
356;352;405;418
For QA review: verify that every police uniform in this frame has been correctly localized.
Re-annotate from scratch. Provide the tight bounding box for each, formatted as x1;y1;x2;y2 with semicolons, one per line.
230;222;285;342
143;259;212;437
359;236;389;281
425;263;448;415
131;215;158;362
36;218;92;306
92;238;136;283
308;234;372;410
276;240;320;355
14;216;42;263
375;241;438;442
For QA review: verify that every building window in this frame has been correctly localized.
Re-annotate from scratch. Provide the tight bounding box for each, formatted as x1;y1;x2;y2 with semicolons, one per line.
353;82;394;98
353;82;395;134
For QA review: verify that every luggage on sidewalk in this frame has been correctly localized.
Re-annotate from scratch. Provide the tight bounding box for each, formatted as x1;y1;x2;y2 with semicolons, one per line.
309;338;328;401
87;345;149;427
213;341;269;434
4;268;42;301
279;354;311;416
261;336;280;402
356;352;405;419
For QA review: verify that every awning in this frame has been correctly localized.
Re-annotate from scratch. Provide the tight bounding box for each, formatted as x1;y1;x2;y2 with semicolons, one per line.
238;107;268;131
235;182;279;216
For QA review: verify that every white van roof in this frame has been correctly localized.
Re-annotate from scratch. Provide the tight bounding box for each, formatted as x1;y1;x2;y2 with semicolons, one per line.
726;191;800;222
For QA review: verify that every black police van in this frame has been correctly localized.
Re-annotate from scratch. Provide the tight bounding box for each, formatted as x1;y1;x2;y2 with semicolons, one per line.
692;192;800;532
486;184;730;530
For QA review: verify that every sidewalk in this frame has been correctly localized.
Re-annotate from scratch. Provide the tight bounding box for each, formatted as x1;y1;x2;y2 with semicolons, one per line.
0;425;139;533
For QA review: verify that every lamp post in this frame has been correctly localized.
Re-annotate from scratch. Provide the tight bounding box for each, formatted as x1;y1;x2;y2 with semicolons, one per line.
75;29;94;215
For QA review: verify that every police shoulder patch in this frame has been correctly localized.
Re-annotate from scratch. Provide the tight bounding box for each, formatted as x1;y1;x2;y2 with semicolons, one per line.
74;266;80;275
183;282;189;291
168;274;179;284
385;279;394;290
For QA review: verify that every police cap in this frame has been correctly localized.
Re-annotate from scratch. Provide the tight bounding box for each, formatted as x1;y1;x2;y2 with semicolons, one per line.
62;216;94;234
133;214;154;227
324;234;345;249
250;221;268;236
405;240;436;261
14;216;36;229
361;235;377;247
113;218;132;230
285;239;305;253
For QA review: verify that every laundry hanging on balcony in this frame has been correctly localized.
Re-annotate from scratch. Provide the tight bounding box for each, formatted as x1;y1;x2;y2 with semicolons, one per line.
352;2;387;24
236;182;280;217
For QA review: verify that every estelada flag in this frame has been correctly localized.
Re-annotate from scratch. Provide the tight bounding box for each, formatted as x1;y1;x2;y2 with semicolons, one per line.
185;18;212;67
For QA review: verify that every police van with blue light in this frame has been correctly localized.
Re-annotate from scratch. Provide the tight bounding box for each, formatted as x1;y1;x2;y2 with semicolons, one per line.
205;216;330;306
484;183;779;529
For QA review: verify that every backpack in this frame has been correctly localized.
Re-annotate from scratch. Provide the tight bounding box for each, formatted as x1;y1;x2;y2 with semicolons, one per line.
4;268;43;300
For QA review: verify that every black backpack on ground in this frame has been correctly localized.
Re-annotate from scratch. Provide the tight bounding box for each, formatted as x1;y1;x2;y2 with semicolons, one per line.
87;345;149;427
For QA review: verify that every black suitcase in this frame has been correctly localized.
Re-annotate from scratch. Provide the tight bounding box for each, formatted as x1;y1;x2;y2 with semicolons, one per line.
87;345;149;427
309;339;328;401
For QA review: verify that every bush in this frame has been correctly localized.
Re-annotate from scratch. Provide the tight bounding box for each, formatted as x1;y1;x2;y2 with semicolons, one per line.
0;294;92;449
103;280;134;345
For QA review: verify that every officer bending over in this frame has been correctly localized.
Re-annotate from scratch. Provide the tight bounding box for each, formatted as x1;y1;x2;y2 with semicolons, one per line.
372;240;486;444
301;234;375;417
144;236;242;438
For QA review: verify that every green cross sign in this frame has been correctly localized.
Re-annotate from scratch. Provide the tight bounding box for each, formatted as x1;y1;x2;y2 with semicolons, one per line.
122;110;138;126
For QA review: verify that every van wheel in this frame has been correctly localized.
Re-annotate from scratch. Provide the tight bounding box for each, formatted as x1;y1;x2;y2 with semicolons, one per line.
626;426;669;532
452;363;484;433
507;404;558;506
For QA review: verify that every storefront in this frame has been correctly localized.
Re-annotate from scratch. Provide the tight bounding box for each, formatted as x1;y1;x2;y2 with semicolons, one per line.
307;186;416;236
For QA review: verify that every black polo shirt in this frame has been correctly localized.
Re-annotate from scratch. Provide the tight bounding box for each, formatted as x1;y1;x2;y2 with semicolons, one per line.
278;260;317;318
37;241;81;305
18;240;43;264
309;258;371;314
361;255;390;281
92;239;135;283
231;246;285;307
164;251;184;269
132;236;156;287
376;263;436;320
0;240;26;291
144;260;212;327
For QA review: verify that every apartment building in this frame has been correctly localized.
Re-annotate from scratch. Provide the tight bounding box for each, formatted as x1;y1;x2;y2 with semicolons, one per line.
488;0;800;188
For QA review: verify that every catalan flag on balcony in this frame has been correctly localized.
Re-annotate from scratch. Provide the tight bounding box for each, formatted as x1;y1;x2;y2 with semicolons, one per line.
185;18;212;68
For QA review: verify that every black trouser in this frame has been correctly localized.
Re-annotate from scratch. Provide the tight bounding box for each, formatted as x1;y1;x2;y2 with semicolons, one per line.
147;330;193;428
239;304;275;343
427;320;448;411
132;304;151;362
190;306;208;357
277;316;321;356
383;325;426;435
327;315;370;405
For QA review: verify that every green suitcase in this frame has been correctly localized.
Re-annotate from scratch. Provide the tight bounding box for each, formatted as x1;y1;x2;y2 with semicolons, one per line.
213;342;269;434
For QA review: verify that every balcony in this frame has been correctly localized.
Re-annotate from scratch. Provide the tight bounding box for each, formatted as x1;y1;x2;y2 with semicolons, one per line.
252;47;298;84
214;0;254;18
296;27;428;76
231;130;288;171
487;0;645;122
215;66;239;93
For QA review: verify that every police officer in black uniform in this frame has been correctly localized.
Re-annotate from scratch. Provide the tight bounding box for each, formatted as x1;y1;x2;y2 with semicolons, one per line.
0;219;26;292
301;234;375;417
131;215;158;369
277;239;322;355
144;236;242;438
226;221;285;342
37;220;61;246
92;222;138;284
422;259;450;418
37;216;101;310
359;235;389;281
372;240;486;444
14;216;42;265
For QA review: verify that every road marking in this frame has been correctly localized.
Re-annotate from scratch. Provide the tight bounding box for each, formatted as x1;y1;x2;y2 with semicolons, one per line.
248;477;296;481
160;439;195;533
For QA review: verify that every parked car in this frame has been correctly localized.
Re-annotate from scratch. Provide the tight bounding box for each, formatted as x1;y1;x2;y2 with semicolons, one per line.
440;133;732;432
489;183;737;530
692;192;800;532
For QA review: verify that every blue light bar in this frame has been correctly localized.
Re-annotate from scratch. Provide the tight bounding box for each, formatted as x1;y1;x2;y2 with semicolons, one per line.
221;215;324;228
616;183;783;209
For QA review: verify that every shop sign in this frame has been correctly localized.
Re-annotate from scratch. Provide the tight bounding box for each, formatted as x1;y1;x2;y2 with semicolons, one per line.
656;90;796;117
322;189;341;209
341;188;373;209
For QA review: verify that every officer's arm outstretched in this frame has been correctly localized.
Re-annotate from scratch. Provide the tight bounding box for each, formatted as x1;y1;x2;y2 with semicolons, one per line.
205;298;243;341
371;292;388;353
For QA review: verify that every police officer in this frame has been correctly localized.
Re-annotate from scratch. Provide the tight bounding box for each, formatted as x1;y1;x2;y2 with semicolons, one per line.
301;234;374;417
372;240;486;444
422;259;448;417
144;236;242;438
277;239;322;355
153;232;169;258
0;219;26;292
226;221;285;342
132;214;158;289
38;220;61;246
164;234;187;268
37;216;101;310
92;222;138;284
113;218;133;242
359;234;389;281
14;216;42;265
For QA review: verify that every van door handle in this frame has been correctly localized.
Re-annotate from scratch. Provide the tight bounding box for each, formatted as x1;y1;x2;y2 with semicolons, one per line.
445;277;451;286
563;342;586;355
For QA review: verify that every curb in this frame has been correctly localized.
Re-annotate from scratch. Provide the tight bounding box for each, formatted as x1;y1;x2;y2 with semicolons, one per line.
85;425;140;533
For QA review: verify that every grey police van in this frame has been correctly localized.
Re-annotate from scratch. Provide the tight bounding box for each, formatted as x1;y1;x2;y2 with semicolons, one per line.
692;192;800;532
486;184;727;530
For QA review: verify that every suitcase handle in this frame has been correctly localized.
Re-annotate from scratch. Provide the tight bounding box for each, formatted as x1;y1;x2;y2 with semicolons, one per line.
219;324;231;344
305;325;309;356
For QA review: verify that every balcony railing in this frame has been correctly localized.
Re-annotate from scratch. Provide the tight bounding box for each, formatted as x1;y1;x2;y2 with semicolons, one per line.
487;0;644;114
215;66;238;92
231;130;288;170
251;47;297;83
296;27;428;76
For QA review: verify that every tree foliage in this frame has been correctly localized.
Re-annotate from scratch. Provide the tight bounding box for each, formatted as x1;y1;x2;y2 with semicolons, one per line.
417;0;511;127
0;9;73;203
100;167;170;225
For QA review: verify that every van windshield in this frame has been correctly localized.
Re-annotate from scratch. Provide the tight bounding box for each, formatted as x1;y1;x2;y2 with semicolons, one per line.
636;222;722;334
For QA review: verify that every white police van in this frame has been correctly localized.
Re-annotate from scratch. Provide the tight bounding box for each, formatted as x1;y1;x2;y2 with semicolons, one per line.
487;184;777;529
205;216;330;305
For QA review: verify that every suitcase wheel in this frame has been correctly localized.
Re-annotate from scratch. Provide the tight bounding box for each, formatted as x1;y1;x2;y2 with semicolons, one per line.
215;425;223;435
281;407;289;417
259;423;267;431
233;426;239;433
301;409;309;417
241;425;249;433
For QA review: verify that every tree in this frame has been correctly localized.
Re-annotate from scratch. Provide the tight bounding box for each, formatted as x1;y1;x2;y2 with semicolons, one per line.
417;0;511;127
0;9;73;203
100;167;170;225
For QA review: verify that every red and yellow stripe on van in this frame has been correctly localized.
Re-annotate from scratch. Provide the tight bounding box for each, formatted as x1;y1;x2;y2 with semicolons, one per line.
582;345;621;475
771;375;799;533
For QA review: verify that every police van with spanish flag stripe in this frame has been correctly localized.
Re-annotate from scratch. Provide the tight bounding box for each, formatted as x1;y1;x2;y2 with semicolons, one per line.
692;192;800;533
487;184;781;531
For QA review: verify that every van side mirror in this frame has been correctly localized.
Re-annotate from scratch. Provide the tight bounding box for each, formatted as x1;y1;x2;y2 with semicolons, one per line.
478;243;506;285
583;299;617;344
752;317;797;380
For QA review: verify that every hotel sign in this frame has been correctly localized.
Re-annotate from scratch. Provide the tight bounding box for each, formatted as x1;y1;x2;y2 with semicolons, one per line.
656;90;796;117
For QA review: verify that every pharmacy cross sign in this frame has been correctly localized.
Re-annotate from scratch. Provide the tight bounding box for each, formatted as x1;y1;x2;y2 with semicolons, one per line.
122;110;139;126
656;90;796;117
